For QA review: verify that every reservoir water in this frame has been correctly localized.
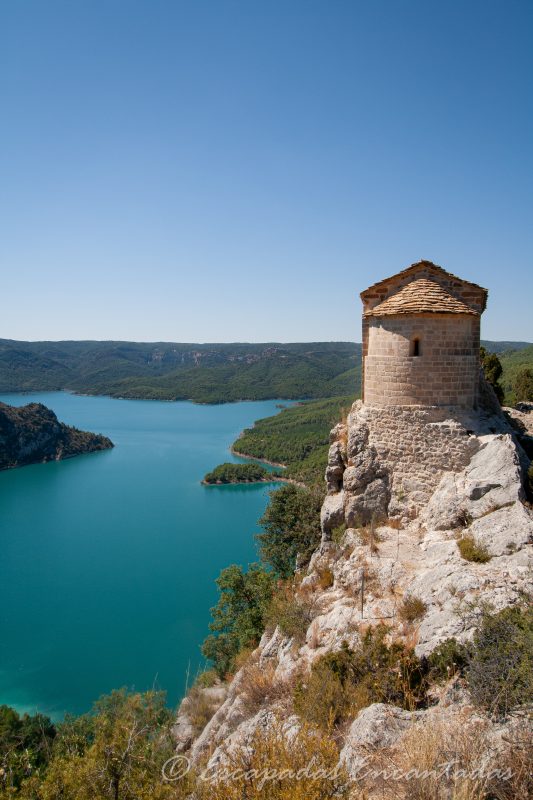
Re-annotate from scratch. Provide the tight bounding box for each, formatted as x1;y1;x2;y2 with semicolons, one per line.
0;392;284;718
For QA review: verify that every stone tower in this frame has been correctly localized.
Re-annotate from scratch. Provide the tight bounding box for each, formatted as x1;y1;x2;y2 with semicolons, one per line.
360;261;487;409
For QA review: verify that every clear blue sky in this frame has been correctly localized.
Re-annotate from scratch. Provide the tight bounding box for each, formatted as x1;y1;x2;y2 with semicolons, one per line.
1;0;531;343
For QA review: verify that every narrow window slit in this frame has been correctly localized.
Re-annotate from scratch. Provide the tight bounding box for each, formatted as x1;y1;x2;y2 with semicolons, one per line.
412;338;420;357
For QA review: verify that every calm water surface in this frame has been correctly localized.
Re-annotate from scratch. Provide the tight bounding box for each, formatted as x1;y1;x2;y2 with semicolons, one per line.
0;392;284;718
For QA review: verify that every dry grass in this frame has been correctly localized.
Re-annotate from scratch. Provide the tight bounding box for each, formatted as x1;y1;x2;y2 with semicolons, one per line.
358;521;383;553
398;595;428;623
185;685;218;734
364;710;533;800
331;522;347;545
383;516;403;530
238;659;296;716
194;714;350;800
317;566;335;589
266;582;318;643
457;534;491;563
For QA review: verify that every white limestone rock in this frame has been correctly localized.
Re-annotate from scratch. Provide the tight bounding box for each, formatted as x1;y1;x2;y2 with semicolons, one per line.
421;433;527;531
339;703;424;780
320;490;345;537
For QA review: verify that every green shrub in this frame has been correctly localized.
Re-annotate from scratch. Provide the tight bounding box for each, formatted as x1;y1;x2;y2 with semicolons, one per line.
331;523;347;545
194;669;218;689
428;638;470;682
514;367;533;402
294;628;428;730
258;485;323;578
0;706;56;789
457;535;491;563
201;564;274;677
480;346;504;403
467;605;533;718
265;585;316;642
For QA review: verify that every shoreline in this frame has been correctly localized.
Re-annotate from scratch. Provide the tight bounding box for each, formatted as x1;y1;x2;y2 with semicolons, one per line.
202;475;304;487
230;447;287;469
201;476;285;486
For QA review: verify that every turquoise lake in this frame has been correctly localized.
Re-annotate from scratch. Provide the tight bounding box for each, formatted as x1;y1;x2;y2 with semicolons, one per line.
0;392;285;719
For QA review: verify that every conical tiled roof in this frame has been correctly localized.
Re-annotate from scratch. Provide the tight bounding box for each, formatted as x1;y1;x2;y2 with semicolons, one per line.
364;277;478;317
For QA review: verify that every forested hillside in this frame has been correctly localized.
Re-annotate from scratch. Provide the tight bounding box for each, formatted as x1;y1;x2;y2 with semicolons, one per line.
0;338;530;404
498;344;533;403
0;340;360;402
233;396;354;485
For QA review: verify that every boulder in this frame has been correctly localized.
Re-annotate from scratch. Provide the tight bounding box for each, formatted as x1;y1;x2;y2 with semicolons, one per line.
320;491;345;538
339;703;423;780
345;478;389;525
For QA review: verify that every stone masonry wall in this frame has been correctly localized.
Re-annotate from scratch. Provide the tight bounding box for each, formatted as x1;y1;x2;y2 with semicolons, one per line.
363;314;480;408
360;404;480;512
322;401;484;534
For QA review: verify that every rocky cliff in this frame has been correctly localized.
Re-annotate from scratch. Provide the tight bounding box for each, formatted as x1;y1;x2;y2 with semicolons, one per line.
0;401;113;470
173;388;533;796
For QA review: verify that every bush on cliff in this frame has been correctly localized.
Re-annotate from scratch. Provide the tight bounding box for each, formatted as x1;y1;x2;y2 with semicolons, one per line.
258;485;323;578
427;605;533;718
514;367;533;402
480;346;504;403
264;582;317;642
457;534;491;563
294;628;428;730
1;690;183;800
201;564;274;677
467;605;533;718
193;713;349;800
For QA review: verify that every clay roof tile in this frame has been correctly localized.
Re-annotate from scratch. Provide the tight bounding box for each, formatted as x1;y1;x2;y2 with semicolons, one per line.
364;277;479;317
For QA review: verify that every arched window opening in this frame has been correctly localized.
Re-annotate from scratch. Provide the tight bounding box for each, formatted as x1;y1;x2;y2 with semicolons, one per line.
411;338;421;357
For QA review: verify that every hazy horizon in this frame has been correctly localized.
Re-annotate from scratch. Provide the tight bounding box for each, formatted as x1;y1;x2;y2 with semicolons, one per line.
1;336;531;347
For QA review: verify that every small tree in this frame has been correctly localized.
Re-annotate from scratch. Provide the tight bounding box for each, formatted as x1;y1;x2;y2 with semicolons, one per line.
18;691;179;800
258;485;322;578
514;368;533;402
201;564;274;677
0;705;56;790
480;346;504;403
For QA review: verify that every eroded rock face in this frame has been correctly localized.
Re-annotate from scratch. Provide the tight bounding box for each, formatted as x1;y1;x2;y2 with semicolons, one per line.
172;683;228;754
175;397;533;776
338;703;425;779
504;403;533;461
320;388;529;543
421;433;527;531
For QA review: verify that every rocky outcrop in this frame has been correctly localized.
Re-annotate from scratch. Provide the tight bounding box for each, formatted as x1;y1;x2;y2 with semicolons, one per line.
173;394;533;786
321;379;527;539
0;401;113;470
504;402;533;461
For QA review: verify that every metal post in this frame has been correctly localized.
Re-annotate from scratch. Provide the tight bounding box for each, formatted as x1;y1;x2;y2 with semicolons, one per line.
360;568;365;619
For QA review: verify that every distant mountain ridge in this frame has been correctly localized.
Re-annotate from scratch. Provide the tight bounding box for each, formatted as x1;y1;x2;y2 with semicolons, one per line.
0;340;360;402
0;338;530;403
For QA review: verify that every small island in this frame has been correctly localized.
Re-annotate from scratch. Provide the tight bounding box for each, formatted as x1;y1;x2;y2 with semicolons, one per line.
0;401;114;470
202;462;281;485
